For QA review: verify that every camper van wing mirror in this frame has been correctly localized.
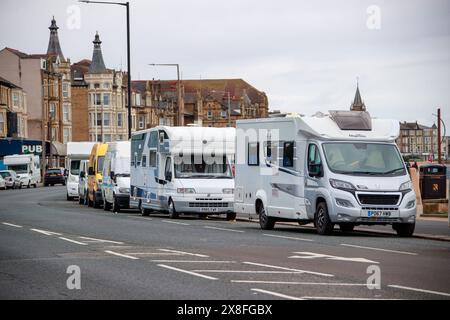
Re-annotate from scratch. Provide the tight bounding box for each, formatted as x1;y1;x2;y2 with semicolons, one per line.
165;172;172;182
308;163;324;178
80;171;85;178
110;171;116;181
88;167;94;176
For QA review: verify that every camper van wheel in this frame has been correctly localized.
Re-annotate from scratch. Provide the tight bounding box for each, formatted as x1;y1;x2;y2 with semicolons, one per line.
33;183;37;188
67;193;73;201
258;202;275;230
226;212;237;221
139;201;150;216
339;223;355;232
393;222;415;237
88;194;93;207
168;199;179;219
315;202;334;235
27;181;30;188
93;193;100;208
112;196;121;213
78;196;83;204
104;200;112;211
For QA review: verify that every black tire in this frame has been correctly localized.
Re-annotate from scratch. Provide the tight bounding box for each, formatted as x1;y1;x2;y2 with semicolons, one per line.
78;195;83;204
315;202;334;235
27;181;31;188
112;195;121;213
199;213;208;219
226;212;237;221
168;199;179;219
140;201;150;216
88;192;93;207
258;202;275;230
393;223;415;237
19;183;23;189
66;193;73;201
93;192;100;208
104;199;112;211
339;223;355;232
33;183;37;188
44;183;48;187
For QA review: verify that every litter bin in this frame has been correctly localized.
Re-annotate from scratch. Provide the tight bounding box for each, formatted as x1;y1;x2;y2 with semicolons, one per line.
419;164;447;200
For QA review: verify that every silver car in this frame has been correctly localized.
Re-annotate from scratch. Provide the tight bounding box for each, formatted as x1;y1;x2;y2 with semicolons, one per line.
0;170;22;189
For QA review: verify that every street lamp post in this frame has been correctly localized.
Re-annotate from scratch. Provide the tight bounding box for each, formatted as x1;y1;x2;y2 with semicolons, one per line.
149;63;183;126
79;0;132;140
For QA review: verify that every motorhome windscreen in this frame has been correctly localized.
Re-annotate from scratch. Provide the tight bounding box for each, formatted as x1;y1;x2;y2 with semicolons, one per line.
7;164;27;174
329;111;372;131
174;155;232;179
70;160;81;175
322;143;406;176
97;156;105;173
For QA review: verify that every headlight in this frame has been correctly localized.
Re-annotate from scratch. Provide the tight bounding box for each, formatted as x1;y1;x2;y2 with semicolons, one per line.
399;180;412;191
329;179;355;191
336;198;354;208
222;188;234;194
405;200;415;209
119;187;130;194
177;188;195;193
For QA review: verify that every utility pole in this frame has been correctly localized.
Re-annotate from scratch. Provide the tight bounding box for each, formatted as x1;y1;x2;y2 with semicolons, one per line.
438;107;442;164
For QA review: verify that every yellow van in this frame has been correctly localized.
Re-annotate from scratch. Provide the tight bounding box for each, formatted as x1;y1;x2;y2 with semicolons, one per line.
87;143;108;208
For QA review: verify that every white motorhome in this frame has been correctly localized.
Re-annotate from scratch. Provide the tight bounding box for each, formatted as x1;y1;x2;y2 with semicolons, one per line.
234;111;417;236
102;141;131;212
66;142;96;200
130;126;236;220
4;154;40;188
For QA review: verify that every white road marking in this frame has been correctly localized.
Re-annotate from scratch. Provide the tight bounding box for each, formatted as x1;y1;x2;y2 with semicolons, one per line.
251;288;303;300
151;260;236;263
340;244;418;256
2;222;22;228
158;249;209;258
158;264;218;280
58;237;88;246
388;285;450;297
289;251;378;264
162;220;190;226
232;280;367;286
302;296;402;300
204;226;244;233
243;261;334;277
124;252;182;256
104;250;139;260
30;228;62;236
192;270;304;274
263;233;313;242
78;236;124;244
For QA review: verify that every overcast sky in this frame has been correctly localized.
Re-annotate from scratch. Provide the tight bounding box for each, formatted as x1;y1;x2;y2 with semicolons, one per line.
1;0;449;129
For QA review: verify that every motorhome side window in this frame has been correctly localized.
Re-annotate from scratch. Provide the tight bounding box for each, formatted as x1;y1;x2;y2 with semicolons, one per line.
283;141;294;167
149;150;156;167
248;142;259;166
148;131;158;148
308;144;322;177
142;155;147;167
165;157;172;181
264;141;278;164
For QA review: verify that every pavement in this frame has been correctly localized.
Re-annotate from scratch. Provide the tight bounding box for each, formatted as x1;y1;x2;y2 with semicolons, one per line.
0;186;449;300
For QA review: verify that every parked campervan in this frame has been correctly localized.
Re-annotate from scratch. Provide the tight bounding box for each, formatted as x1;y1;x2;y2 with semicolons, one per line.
234;111;417;236
102;141;131;212
66;142;96;200
87;143;108;208
78;160;89;205
4;154;40;188
130;126;236;220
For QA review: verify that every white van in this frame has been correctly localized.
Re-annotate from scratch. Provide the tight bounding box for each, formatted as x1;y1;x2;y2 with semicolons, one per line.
234;111;417;236
66;142;96;200
78;160;89;205
130;126;236;220
4;154;40;188
102;141;131;212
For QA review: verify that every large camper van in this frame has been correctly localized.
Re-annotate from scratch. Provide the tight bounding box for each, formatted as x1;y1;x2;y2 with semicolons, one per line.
87;143;108;208
102;141;131;212
130;126;236;220
234;111;417;236
66;142;96;200
4;154;40;188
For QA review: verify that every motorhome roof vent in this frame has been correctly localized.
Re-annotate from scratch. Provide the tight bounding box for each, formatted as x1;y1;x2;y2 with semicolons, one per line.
329;110;372;131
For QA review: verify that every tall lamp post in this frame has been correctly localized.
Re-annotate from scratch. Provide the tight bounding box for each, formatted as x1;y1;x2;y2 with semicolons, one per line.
79;0;132;139
148;63;183;126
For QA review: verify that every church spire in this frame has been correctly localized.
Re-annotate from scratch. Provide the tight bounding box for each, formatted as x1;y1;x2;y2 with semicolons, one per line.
46;16;65;62
350;80;366;111
88;32;107;74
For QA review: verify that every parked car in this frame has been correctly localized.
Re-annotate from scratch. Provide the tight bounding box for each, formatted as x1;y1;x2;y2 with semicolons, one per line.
44;168;66;186
0;170;22;189
0;175;6;190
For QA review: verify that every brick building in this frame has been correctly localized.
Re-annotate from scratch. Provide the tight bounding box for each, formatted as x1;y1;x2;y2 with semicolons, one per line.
0;76;28;139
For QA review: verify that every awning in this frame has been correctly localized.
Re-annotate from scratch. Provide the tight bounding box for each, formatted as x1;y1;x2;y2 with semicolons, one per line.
50;141;67;156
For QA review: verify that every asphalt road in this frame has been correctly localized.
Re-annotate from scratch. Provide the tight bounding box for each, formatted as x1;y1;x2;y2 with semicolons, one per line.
0;186;449;300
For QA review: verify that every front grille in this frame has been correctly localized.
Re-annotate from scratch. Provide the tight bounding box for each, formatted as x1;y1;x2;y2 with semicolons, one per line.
195;198;222;201
362;207;399;211
357;194;400;205
357;217;402;223
189;202;229;208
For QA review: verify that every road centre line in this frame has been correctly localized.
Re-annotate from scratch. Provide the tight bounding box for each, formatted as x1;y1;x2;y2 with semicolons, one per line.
263;233;313;242
58;237;88;246
251;288;303;300
158;249;209;258
340;244;418;256
204;226;244;233
243;261;334;277
78;236;124;244
232;280;367;286
124;252;182;256
388;285;450;297
162;220;190;226
2;222;23;228
151;260;236;263
104;250;139;260
301;296;402;300
157;264;218;280
192;270;305;274
30;228;62;236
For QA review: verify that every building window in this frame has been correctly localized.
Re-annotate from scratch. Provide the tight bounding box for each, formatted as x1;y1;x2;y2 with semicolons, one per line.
51;127;57;141
0;112;4;133
49;103;56;120
207;111;213;120
94;83;100;89
103;93;110;106
97;134;102;142
103;82;110;89
117;113;123;127
13;92;20;107
135;93;141;106
63;83;69;98
63;104;70;122
93;93;102;105
220;111;227;119
104;134;112;142
63;128;69;143
132;115;136;129
96;113;102;126
117;134;123;141
139;115;145;129
103;113;111;127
